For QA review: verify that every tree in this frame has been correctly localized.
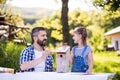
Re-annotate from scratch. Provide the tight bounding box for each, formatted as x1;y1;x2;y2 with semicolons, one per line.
61;0;70;45
93;0;120;11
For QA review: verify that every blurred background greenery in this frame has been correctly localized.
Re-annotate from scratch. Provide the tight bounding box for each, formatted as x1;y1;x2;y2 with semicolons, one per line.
0;0;120;80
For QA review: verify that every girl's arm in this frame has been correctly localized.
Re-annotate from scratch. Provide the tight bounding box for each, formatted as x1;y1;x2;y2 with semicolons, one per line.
86;52;94;74
69;53;74;65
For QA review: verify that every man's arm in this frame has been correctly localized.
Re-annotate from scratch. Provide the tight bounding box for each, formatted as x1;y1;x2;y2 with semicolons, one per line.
20;50;51;71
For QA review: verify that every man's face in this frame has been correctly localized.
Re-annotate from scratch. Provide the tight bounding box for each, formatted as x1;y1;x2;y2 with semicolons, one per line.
36;30;47;46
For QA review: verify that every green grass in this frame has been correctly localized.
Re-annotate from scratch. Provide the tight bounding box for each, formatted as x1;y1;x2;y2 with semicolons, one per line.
94;51;120;63
93;51;120;80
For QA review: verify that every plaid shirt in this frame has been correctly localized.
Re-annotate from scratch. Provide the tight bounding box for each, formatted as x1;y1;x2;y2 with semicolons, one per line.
19;45;54;72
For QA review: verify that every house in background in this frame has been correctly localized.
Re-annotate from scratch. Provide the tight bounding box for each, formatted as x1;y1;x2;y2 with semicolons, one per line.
104;26;120;51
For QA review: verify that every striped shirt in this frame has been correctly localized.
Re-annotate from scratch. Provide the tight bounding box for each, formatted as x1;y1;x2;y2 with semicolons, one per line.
19;45;54;72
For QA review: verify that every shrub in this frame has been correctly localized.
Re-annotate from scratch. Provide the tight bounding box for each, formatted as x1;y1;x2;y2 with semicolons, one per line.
0;41;26;71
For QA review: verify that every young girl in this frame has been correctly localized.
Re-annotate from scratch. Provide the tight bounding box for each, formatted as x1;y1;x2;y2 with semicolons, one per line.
70;26;94;74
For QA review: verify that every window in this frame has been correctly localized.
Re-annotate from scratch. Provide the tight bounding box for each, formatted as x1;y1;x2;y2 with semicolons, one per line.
115;41;119;50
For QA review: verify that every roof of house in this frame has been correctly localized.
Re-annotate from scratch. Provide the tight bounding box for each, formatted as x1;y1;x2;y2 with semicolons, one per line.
104;26;120;36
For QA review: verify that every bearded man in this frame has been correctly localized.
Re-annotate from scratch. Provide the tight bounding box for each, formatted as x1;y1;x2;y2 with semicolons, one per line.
19;27;54;72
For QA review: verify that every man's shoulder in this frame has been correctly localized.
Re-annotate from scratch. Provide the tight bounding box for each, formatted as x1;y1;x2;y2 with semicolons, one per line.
21;45;34;54
24;45;34;51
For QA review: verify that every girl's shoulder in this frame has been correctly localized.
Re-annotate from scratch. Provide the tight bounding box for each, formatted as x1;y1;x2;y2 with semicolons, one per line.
72;45;78;49
86;45;92;54
71;46;77;54
72;45;91;49
86;45;91;49
72;45;92;52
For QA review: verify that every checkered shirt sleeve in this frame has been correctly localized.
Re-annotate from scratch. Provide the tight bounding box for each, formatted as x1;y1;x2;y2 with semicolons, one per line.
19;46;35;72
45;55;54;72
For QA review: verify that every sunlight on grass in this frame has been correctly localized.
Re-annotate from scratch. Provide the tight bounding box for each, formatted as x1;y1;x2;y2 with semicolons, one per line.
93;51;120;80
94;51;120;63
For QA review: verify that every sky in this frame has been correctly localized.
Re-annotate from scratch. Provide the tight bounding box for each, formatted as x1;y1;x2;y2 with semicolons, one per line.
6;0;97;11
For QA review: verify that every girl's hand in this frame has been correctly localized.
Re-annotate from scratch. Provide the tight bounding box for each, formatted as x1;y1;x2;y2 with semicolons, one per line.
86;69;92;74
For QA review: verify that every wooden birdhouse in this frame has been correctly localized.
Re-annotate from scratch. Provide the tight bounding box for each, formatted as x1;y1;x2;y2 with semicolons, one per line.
56;46;70;73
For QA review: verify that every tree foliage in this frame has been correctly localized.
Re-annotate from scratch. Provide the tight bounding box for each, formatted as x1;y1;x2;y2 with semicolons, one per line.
93;0;120;11
89;10;120;31
33;9;120;50
0;5;29;44
33;12;63;46
69;10;91;28
2;6;24;26
0;0;6;4
87;25;105;51
34;10;92;46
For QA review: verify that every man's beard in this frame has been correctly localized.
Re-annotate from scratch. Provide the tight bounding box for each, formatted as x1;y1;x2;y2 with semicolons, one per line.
37;39;47;47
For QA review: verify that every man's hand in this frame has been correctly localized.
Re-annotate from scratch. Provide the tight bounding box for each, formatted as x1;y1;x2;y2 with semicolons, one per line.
42;50;51;59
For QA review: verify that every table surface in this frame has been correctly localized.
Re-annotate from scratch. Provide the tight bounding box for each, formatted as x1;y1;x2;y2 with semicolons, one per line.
0;72;115;80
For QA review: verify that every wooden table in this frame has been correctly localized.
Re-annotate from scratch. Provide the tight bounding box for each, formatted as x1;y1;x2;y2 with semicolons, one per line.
0;72;115;80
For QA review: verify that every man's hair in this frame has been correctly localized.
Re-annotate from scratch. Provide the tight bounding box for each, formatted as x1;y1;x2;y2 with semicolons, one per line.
31;27;46;44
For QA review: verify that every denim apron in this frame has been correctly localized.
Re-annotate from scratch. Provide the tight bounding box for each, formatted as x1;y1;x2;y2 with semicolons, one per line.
71;45;89;72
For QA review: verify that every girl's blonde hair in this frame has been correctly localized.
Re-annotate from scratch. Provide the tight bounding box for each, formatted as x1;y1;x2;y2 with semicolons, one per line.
74;26;87;45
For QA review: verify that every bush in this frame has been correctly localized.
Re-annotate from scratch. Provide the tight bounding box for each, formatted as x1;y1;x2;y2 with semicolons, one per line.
0;41;26;71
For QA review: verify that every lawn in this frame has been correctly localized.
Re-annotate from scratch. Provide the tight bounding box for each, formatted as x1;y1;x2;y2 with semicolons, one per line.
93;51;120;80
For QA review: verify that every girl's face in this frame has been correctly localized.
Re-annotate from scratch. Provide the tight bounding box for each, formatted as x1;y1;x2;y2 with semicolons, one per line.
72;32;82;44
